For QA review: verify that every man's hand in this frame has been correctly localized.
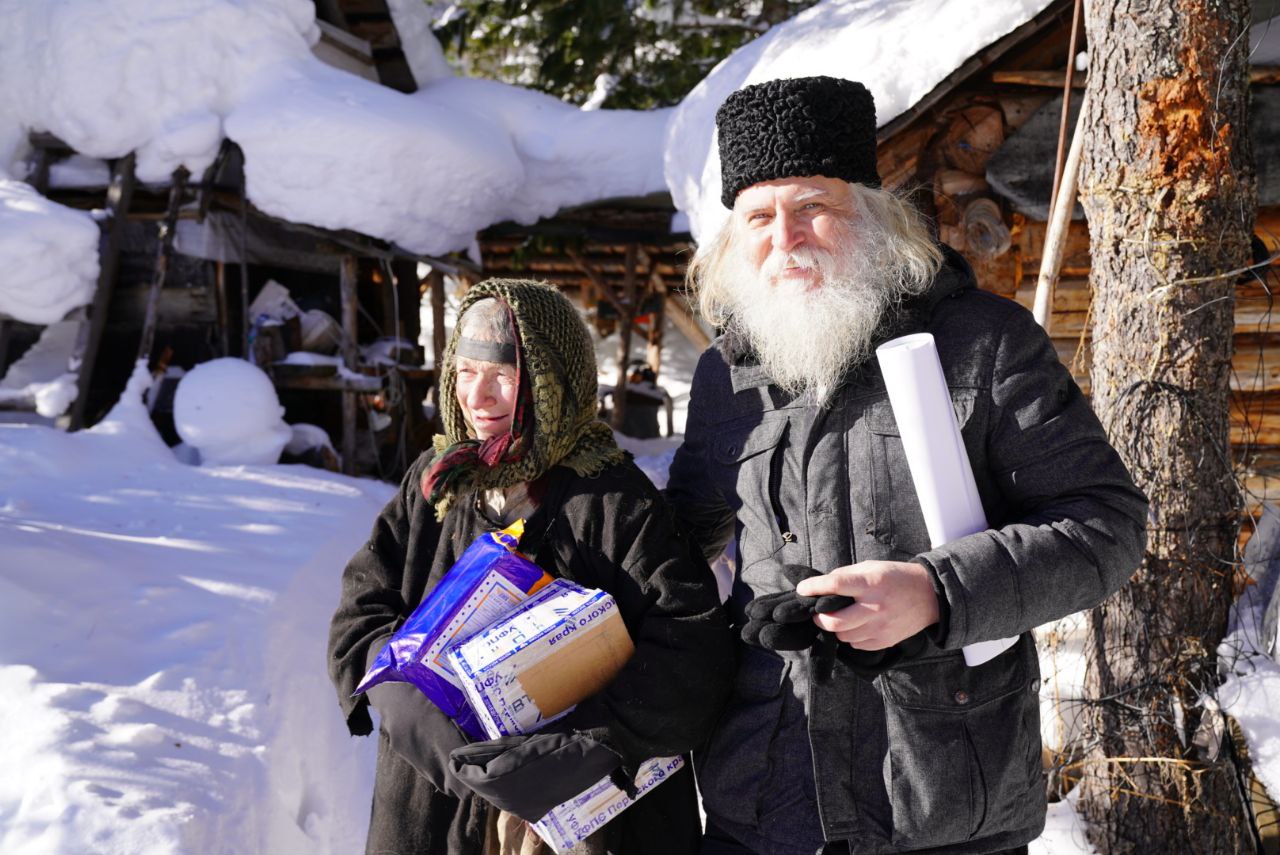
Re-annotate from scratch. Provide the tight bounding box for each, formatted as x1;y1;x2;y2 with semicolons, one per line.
795;560;940;650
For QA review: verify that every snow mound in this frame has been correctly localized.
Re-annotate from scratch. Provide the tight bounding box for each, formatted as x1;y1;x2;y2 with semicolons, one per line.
0;178;100;324
664;0;1055;240
0;408;390;853
173;358;292;466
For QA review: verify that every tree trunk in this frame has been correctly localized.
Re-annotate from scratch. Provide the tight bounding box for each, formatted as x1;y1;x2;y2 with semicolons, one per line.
1078;0;1256;851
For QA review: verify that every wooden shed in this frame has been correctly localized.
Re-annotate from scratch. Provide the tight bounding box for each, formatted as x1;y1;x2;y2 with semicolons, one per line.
0;0;473;480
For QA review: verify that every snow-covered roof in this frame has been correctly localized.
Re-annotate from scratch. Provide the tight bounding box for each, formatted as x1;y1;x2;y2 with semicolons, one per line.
663;0;1060;242
0;0;666;325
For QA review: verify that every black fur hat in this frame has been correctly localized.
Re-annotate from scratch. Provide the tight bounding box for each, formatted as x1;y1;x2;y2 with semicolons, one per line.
716;76;880;208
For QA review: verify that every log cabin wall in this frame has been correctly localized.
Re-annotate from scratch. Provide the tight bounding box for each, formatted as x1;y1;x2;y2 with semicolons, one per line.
873;4;1280;514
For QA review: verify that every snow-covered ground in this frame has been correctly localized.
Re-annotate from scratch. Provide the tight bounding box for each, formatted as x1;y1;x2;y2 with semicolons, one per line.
0;369;388;853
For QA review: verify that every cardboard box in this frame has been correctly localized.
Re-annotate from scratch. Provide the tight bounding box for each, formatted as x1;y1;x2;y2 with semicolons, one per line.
447;579;635;735
447;580;679;854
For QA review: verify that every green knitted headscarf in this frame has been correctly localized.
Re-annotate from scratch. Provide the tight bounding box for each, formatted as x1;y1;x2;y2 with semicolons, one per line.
422;278;625;519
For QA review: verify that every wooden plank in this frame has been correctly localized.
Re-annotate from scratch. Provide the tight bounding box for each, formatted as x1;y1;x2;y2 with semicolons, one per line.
1011;276;1280;336
271;372;383;393
876;122;933;191
1059;336;1280;394
992;70;1085;88
1236;447;1280;514
68;153;136;430
340;255;359;475
1013;218;1092;275
1232;393;1280;446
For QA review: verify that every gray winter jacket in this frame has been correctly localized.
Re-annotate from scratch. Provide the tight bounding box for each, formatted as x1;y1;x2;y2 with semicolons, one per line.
665;249;1147;854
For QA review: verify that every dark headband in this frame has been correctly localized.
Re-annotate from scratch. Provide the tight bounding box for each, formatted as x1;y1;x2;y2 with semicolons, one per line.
457;337;517;364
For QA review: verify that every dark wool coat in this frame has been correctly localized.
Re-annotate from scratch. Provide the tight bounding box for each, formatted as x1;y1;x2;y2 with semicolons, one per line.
328;452;735;855
665;248;1149;855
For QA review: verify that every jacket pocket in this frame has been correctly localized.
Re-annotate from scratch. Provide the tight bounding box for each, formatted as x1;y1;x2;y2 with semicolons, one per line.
695;647;790;828
877;636;1041;848
711;417;791;563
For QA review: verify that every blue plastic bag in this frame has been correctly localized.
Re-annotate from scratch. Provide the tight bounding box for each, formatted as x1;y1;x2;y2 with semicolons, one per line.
355;522;552;738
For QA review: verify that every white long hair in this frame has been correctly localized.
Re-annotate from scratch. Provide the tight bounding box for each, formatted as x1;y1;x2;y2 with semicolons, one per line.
686;183;943;402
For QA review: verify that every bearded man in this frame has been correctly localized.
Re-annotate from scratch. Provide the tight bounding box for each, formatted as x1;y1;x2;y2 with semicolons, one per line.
665;76;1147;855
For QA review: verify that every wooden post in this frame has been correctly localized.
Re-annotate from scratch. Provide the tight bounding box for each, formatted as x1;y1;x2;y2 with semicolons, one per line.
610;245;638;432
1032;98;1087;332
214;260;231;357
340;255;359;475
68;152;136;430
392;258;421;349
1048;0;1085;215
137;167;189;366
429;270;446;400
646;269;666;379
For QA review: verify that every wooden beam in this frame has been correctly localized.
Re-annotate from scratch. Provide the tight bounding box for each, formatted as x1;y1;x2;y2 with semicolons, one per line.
340;255;359;475
992;70;1085;88
68;153;136;430
664;292;711;351
566;247;627;317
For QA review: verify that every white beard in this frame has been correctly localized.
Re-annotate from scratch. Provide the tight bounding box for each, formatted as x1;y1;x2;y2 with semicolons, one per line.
724;240;909;404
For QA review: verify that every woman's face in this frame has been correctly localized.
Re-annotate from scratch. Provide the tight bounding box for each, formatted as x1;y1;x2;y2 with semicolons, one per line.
455;355;518;440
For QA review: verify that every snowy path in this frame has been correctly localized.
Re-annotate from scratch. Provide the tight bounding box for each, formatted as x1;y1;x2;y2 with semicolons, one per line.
0;392;388;853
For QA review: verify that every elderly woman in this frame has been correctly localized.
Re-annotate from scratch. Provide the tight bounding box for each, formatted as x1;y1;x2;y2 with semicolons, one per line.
327;279;733;855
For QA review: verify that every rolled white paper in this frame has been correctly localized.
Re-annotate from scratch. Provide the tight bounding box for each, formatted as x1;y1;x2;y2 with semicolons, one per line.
875;333;1018;667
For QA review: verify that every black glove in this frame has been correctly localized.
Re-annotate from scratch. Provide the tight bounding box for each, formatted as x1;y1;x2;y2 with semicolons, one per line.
366;680;471;799
449;730;623;822
740;563;927;682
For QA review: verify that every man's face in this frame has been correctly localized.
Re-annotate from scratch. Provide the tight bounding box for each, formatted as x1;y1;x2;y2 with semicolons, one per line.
731;175;856;290
455;355;518;440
